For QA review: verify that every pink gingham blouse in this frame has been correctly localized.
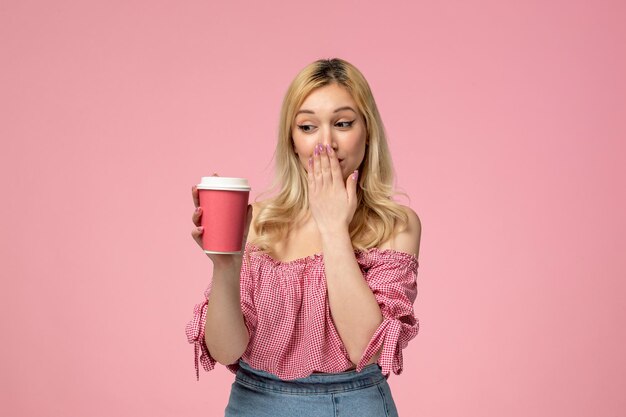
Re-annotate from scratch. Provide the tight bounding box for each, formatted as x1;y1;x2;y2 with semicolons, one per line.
185;241;419;381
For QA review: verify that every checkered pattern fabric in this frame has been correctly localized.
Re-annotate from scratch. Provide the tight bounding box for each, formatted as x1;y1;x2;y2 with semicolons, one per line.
185;241;419;381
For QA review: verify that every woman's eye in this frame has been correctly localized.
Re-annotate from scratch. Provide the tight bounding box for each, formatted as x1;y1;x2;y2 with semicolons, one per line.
336;120;355;128
297;124;315;132
297;121;354;132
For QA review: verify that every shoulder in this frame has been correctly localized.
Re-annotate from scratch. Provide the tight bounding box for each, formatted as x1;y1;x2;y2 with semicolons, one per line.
402;205;422;237
378;205;421;258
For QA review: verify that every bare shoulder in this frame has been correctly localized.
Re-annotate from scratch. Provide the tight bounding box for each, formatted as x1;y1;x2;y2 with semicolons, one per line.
378;205;421;258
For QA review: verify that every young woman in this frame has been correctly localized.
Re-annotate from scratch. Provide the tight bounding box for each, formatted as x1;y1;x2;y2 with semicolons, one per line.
186;58;421;417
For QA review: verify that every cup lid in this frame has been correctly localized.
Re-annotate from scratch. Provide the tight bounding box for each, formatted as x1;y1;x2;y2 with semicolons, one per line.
197;177;251;191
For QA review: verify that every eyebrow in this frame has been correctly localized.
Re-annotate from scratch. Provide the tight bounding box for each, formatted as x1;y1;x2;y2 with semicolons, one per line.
295;106;357;116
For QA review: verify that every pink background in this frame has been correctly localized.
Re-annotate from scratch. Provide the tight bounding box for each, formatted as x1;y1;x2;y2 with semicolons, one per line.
2;0;625;416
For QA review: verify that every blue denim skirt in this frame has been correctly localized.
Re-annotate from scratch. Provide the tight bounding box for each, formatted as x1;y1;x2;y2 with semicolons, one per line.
224;359;399;417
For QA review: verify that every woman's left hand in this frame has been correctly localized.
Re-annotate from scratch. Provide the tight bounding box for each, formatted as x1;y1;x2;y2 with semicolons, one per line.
307;143;359;235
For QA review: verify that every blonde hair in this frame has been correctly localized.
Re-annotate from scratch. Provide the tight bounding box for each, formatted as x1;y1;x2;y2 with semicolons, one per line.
251;57;410;254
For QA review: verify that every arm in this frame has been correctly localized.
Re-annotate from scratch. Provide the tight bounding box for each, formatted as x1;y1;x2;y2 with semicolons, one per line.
186;244;258;380
322;227;384;365
204;263;250;365
321;206;421;366
308;144;421;367
188;185;254;372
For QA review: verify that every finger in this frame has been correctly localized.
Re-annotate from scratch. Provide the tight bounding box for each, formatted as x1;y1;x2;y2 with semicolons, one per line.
192;206;202;226
326;144;342;186
347;169;359;206
320;143;331;185
307;156;315;192
192;185;199;207
313;143;323;187
193;173;218;207
191;226;203;244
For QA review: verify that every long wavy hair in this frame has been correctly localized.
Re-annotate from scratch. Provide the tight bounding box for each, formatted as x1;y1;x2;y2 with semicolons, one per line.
250;57;410;254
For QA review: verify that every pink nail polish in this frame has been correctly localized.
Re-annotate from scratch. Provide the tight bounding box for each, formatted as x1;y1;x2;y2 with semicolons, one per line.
314;146;319;156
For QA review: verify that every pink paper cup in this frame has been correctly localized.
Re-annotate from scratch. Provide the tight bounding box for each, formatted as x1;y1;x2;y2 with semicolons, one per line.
196;177;251;254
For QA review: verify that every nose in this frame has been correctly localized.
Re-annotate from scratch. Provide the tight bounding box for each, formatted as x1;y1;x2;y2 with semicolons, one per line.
319;127;337;150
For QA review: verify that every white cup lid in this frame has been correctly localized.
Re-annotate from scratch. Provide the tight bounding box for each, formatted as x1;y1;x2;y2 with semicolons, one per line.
197;177;251;191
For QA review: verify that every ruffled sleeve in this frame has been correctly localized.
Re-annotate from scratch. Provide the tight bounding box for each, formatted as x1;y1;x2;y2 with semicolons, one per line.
185;247;257;381
355;250;419;377
185;280;217;381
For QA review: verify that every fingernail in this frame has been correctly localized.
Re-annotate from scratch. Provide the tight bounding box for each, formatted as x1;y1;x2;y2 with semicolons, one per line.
308;157;313;167
196;207;201;212
352;170;358;180
314;145;319;156
326;144;332;153
197;226;203;231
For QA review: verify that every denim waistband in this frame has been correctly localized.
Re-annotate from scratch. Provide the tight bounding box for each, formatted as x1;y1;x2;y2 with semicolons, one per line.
235;360;386;394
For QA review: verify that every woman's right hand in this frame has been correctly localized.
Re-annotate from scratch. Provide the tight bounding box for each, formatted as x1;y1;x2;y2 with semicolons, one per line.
191;175;253;270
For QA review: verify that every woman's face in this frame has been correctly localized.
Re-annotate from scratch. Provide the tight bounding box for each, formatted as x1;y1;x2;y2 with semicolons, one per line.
292;83;367;181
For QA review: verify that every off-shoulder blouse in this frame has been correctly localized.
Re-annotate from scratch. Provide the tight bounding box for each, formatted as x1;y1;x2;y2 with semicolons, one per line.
185;241;419;381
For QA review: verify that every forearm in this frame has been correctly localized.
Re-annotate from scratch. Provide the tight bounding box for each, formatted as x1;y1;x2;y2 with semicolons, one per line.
321;227;383;364
204;263;249;365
